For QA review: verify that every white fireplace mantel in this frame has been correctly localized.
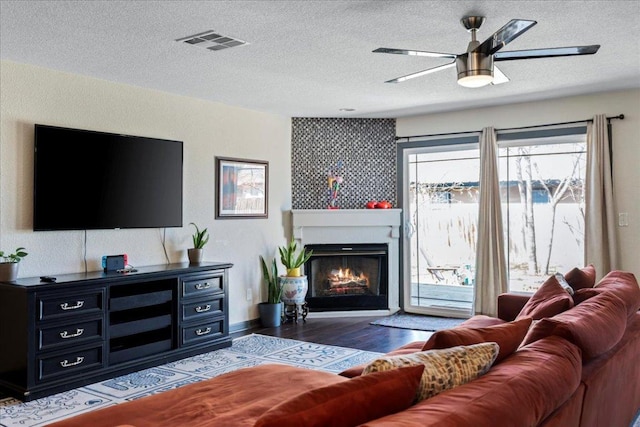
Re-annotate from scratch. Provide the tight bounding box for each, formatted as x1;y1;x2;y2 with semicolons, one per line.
291;209;402;317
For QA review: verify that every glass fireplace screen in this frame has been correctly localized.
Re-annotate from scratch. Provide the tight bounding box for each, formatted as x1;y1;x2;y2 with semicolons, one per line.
304;244;388;310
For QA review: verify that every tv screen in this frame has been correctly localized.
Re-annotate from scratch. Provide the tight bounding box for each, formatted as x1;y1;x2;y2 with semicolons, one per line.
34;124;183;231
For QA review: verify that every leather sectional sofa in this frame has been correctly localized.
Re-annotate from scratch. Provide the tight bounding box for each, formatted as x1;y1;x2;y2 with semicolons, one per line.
48;267;640;427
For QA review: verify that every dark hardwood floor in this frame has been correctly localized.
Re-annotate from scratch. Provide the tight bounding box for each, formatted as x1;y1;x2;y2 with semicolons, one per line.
231;316;433;353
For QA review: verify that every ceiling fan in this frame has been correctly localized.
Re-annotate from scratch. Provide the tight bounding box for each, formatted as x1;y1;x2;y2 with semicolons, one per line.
374;16;600;88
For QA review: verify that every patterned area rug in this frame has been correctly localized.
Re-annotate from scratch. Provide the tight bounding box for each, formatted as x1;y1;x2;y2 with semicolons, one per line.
0;334;381;427
370;312;466;331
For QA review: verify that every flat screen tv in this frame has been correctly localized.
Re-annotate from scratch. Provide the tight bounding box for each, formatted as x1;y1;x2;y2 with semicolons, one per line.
34;124;183;231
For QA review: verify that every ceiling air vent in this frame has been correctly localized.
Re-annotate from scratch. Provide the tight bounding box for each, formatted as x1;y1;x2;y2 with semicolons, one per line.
176;30;248;52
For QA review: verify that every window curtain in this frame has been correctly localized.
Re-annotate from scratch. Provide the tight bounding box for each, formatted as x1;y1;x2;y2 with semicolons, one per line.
585;114;618;278
474;127;508;316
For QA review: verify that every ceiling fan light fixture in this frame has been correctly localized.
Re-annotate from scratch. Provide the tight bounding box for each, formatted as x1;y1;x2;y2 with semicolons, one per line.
456;51;493;88
457;72;494;88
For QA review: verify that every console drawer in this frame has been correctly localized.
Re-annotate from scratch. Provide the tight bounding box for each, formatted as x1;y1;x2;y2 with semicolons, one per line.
181;273;224;298
37;345;103;382
182;295;224;321
181;318;225;346
38;289;105;321
38;318;103;351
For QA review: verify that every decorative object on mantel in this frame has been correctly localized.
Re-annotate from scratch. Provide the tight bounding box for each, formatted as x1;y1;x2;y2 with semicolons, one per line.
0;247;28;282
258;255;284;327
365;200;393;209
278;239;313;322
327;160;344;209
188;223;209;264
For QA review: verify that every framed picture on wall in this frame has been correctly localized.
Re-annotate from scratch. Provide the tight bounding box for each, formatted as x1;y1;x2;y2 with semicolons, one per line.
215;157;268;219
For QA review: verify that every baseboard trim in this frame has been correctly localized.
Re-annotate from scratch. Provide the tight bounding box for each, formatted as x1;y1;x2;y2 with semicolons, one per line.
230;318;261;334
307;308;399;319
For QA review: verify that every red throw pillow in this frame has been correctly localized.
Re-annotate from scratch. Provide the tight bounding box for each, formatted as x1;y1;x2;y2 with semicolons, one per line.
516;275;574;320
421;317;532;363
572;287;600;305
254;365;425;427
564;264;596;291
457;315;506;328
520;291;628;360
594;271;640;318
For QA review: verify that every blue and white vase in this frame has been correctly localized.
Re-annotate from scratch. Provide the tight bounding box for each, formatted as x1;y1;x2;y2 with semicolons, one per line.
279;275;308;305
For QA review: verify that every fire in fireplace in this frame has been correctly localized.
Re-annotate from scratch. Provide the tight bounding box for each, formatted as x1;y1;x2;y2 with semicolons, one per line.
304;244;388;311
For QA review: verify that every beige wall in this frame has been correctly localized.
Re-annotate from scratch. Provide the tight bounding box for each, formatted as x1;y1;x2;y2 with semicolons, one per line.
0;60;292;326
397;89;640;280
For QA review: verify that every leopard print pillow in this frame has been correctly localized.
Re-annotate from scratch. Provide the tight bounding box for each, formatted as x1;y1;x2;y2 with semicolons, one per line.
361;342;499;402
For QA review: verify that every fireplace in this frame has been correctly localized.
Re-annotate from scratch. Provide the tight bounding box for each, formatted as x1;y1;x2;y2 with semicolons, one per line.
305;244;388;311
291;209;401;317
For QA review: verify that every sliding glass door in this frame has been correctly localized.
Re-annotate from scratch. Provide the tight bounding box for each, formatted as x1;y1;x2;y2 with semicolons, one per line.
402;144;478;317
399;127;586;315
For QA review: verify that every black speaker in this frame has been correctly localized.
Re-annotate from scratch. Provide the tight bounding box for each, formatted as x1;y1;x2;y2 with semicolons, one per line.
105;255;125;272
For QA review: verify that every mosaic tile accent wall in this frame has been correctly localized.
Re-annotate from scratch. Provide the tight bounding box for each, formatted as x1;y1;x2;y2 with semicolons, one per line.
291;118;396;209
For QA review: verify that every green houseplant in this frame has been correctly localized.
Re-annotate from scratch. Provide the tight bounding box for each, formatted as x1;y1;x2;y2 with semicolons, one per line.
278;239;313;306
0;247;28;282
188;223;209;264
278;238;313;277
258;255;284;327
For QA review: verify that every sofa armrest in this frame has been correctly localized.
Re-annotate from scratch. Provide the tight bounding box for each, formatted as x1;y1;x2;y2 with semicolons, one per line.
498;292;531;321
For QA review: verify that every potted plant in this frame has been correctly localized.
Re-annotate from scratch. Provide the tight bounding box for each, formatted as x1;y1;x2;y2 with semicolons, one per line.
278;239;313;305
188;223;209;264
0;247;28;282
258;255;284;327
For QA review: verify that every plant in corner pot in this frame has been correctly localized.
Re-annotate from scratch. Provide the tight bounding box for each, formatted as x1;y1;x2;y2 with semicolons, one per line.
258;255;284;327
188;223;209;264
0;247;28;282
278;239;313;305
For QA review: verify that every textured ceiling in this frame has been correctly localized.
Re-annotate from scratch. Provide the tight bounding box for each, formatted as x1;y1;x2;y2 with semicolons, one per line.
1;1;639;118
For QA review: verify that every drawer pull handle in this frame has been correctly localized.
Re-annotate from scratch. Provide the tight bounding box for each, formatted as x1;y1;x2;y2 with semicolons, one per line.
60;301;85;310
195;282;211;290
60;357;84;368
195;304;211;313
60;328;84;339
195;327;212;336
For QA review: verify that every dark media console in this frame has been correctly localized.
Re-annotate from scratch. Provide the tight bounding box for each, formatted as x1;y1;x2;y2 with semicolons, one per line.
0;262;232;401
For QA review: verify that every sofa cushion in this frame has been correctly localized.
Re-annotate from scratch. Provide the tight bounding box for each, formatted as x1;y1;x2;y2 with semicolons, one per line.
572;287;600;305
564;264;596;291
521;291;628;360
46;364;346;427
579;313;640;427
459;314;506;328
362;342;498;402
360;336;582;427
421;317;532;363
594;270;640;318
516;275;574;320
255;365;425;427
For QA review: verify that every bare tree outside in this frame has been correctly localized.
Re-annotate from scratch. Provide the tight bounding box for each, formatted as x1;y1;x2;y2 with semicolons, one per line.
502;141;586;291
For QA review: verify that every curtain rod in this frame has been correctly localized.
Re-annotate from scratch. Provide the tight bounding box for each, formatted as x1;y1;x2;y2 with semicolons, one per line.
395;114;625;141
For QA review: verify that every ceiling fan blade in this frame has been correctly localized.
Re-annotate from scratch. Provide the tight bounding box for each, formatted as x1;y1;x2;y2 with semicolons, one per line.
494;45;600;61
491;66;509;85
474;19;537;55
384;61;456;83
373;47;457;59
